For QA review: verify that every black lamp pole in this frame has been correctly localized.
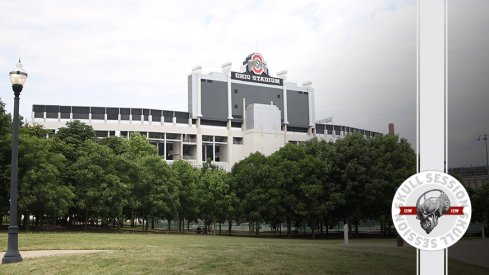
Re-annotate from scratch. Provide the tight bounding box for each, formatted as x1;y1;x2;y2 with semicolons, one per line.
478;134;489;182
2;60;27;264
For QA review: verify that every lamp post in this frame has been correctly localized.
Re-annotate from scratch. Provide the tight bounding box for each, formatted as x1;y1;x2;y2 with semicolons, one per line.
478;134;489;182
2;59;27;264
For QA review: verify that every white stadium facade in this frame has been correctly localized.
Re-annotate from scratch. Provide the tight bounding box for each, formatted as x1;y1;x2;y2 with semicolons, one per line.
31;53;381;171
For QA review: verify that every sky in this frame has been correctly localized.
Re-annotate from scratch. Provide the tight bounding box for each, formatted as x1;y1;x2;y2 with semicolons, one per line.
0;0;486;168
447;0;489;168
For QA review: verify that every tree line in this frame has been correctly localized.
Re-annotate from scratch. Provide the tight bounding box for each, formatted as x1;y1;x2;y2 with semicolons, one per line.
0;98;486;237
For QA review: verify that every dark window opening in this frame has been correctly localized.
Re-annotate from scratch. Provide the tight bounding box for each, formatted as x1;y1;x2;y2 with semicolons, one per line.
233;137;243;144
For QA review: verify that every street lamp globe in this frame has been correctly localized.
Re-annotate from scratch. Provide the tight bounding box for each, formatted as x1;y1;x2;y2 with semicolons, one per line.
9;59;28;88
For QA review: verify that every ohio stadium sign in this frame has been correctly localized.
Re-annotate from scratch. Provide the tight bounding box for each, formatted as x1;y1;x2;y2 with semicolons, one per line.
231;53;283;86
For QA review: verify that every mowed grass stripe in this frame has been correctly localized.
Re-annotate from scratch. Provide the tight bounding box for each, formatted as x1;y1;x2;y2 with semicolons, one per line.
0;233;485;274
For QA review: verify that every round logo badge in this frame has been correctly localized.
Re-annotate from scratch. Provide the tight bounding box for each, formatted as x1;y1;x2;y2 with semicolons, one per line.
391;171;471;251
247;53;267;75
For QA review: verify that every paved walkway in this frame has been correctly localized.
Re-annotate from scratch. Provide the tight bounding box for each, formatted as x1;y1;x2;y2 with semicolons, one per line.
448;239;489;268
21;250;111;259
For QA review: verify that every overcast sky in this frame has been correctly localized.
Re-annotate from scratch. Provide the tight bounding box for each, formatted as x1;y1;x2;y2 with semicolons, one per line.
0;1;486;167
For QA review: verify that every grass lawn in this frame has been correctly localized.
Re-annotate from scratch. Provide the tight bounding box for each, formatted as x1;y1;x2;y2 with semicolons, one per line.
0;232;486;274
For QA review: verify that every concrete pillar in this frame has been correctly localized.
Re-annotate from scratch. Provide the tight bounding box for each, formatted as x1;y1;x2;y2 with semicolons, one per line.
277;70;288;125
192;66;203;118
222;62;233;120
196;117;203;164
303;81;315;128
242;98;247;131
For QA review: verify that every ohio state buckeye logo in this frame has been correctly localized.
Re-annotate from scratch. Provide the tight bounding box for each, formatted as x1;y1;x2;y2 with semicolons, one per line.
244;53;268;75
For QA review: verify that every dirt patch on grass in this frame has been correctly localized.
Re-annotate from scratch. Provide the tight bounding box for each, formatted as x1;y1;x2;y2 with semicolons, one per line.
21;250;111;259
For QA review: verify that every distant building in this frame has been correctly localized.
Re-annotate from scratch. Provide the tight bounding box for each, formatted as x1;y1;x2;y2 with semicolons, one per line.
31;53;381;171
449;166;488;189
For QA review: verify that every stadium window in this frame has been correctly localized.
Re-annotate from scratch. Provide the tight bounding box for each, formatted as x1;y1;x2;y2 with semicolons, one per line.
233;137;243;144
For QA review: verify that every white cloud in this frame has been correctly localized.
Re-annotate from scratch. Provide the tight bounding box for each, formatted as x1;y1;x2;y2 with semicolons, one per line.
0;0;417;142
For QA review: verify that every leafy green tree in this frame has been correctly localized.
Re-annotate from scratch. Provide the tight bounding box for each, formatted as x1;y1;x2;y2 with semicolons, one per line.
199;166;230;234
231;152;271;235
171;160;201;232
56;120;96;145
136;155;178;231
0;98;11;223
55;120;96;162
17;128;74;229
70;140;125;229
302;138;337;235
126;133;157;159
329;133;372;235
100;136;129;155
367;134;416;235
269;144;325;237
470;184;489;234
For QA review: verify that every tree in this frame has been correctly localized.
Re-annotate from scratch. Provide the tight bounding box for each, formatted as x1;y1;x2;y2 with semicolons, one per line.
367;134;416;235
136;155;178;231
100;136;129;155
302;138;337;235
199;166;230;234
470;184;489;235
70;140;125;229
171;160;201;232
329;133;371;236
56;120;95;147
231;152;271;235
0;98;11;223
17;128;74;229
269;144;325;237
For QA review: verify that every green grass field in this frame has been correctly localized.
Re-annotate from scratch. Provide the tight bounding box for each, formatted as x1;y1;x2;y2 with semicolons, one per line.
0;232;486;274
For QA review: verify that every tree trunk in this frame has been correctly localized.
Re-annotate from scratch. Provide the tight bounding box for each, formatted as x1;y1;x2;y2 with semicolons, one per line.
68;213;73;228
187;220;190;231
131;209;135;228
24;211;30;231
287;220;292;238
142;212;146;231
168;219;171;231
219;222;222;235
347;219;352;239
152;218;155;229
355;222;359;236
204;217;207;234
312;223;315;239
256;222;260;236
228;219;232;235
84;210;88;231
